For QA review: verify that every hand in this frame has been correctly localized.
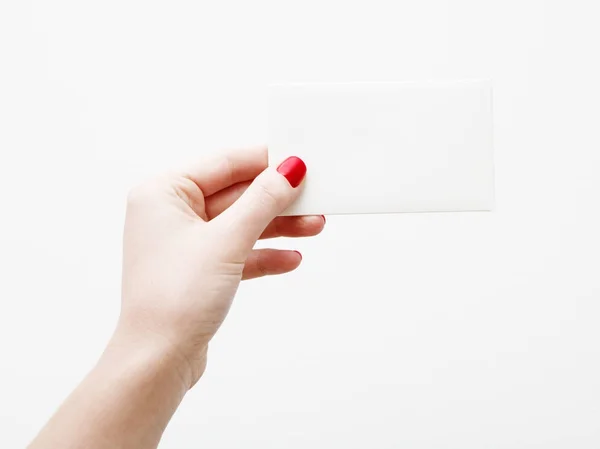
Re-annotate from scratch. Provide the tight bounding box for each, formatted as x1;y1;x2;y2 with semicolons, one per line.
117;147;324;388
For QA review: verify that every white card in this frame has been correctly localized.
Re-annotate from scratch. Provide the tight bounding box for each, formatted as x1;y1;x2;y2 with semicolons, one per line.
268;80;494;216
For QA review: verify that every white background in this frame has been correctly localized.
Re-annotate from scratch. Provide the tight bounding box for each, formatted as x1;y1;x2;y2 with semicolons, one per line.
1;0;599;447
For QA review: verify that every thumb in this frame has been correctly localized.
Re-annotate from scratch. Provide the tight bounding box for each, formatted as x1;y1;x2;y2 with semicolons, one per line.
214;156;307;253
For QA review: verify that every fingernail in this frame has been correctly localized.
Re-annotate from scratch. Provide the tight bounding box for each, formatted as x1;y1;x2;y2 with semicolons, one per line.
293;250;302;260
277;156;307;188
321;215;326;224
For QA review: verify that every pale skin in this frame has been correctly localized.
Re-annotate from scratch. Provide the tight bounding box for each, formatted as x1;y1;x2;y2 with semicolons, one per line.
28;147;324;449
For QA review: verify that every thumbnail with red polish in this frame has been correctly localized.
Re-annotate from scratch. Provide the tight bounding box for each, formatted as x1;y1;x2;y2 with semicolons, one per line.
276;156;307;188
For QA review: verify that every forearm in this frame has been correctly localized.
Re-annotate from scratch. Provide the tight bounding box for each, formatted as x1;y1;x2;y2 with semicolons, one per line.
28;327;190;449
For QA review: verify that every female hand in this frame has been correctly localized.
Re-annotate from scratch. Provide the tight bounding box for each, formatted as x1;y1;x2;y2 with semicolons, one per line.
118;146;324;388
28;146;323;449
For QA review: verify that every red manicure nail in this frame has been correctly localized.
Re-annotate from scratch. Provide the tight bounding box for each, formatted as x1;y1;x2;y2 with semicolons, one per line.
277;156;306;188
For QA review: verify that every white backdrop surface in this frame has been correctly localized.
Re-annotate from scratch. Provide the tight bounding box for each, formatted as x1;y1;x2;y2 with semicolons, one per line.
1;1;600;447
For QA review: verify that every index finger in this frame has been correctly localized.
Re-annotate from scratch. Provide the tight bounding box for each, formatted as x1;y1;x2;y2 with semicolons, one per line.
182;146;268;196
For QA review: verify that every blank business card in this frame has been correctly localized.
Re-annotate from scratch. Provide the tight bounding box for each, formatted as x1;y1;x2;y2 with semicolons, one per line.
268;80;494;216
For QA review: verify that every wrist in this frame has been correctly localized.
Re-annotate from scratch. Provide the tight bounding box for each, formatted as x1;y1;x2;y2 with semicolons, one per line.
103;322;204;392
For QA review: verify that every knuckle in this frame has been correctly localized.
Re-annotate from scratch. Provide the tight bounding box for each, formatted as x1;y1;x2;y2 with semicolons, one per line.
254;180;281;210
126;179;161;206
126;184;148;206
270;217;281;238
255;251;269;277
222;153;236;187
